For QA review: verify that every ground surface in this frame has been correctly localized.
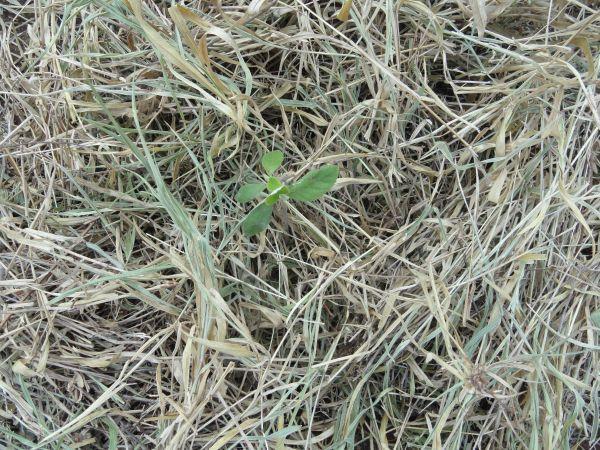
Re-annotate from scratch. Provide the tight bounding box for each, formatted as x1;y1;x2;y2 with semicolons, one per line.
1;0;599;448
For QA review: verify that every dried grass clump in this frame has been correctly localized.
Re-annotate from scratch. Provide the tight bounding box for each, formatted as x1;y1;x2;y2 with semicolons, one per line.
1;0;599;448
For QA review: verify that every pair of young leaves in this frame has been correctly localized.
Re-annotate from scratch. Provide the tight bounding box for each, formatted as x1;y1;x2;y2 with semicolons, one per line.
236;151;338;236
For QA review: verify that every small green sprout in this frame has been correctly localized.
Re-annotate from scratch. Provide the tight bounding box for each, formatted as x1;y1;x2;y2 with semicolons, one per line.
236;151;339;236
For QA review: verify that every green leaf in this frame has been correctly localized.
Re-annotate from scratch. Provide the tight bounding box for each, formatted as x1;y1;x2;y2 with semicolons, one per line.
236;183;265;203
261;151;284;175
267;176;283;192
287;165;339;202
242;203;274;236
265;192;280;205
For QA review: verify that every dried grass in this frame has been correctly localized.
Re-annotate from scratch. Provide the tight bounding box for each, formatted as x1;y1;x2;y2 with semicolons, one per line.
1;0;599;448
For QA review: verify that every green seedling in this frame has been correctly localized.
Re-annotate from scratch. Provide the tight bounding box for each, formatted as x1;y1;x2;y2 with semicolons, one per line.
236;151;339;236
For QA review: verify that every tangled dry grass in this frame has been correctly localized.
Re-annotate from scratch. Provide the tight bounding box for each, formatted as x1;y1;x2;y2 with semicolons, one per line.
1;0;599;448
